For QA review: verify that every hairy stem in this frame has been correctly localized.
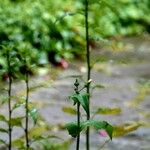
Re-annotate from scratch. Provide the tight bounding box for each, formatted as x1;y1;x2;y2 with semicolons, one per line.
7;51;12;150
85;0;91;150
25;69;29;149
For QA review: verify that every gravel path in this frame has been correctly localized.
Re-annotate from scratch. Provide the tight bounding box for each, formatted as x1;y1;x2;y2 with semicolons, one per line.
0;35;150;150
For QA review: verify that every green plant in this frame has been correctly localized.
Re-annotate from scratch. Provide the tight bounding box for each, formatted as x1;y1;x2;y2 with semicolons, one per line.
0;47;39;150
65;1;114;149
66;84;113;148
0;46;23;150
0;1;148;149
16;49;39;150
0;0;149;76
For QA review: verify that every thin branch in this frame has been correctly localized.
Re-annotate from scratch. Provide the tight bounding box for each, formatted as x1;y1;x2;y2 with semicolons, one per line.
7;50;12;150
98;139;110;150
25;62;30;149
74;79;80;150
76;102;80;150
85;0;91;149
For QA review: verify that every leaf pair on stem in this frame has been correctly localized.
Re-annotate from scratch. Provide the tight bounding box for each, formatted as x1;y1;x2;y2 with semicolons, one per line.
66;79;113;150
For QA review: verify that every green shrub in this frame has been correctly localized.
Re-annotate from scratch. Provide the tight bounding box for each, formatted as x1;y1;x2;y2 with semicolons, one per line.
0;0;149;77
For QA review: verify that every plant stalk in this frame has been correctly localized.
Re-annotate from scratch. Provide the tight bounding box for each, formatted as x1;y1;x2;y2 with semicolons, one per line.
85;0;91;150
7;51;12;150
76;102;80;150
75;79;80;150
25;68;29;149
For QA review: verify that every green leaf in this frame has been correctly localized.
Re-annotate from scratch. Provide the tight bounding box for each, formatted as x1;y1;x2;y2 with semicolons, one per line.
54;12;76;24
0;96;8;105
28;126;48;138
0;139;7;145
32;135;62;144
82;120;113;140
92;84;105;90
95;107;121;115
70;93;89;114
12;139;24;148
40;139;72;150
62;107;77;115
65;122;83;138
113;122;141;137
28;108;38;124
65;120;113;140
12;101;25;111
105;124;113;140
0;115;7;122
0;128;8;133
10;117;24;127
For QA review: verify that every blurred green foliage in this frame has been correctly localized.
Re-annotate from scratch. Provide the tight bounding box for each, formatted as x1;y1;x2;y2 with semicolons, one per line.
0;0;150;78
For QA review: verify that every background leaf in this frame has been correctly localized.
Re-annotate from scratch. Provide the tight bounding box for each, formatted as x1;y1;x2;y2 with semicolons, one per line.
12;139;24;149
95;107;121;115
0;139;7;146
62;107;77;115
12;100;25;111
10;117;24;127
0;128;8;133
0;115;7;122
113;122;141;137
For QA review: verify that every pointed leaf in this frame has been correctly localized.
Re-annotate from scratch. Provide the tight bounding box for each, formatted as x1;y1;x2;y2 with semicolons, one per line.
0;115;7;122
65;122;82;138
31;135;62;144
12;101;25;111
69;94;78;105
82;120;113;140
92;84;105;90
113;122;141;137
70;93;89;114
0;128;8;133
62;107;77;115
28;108;38;124
95;107;121;115
65;120;113;140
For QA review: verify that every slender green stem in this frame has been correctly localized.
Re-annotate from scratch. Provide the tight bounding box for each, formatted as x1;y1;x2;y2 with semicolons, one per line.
7;51;12;150
25;68;30;149
98;139;110;150
76;102;80;150
75;79;80;150
85;0;91;150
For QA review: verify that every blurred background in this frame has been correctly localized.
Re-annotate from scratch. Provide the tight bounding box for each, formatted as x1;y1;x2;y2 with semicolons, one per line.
0;0;150;68
0;0;150;150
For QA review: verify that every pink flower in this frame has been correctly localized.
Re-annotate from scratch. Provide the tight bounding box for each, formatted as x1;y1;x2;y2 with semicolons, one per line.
99;130;108;137
60;59;69;69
